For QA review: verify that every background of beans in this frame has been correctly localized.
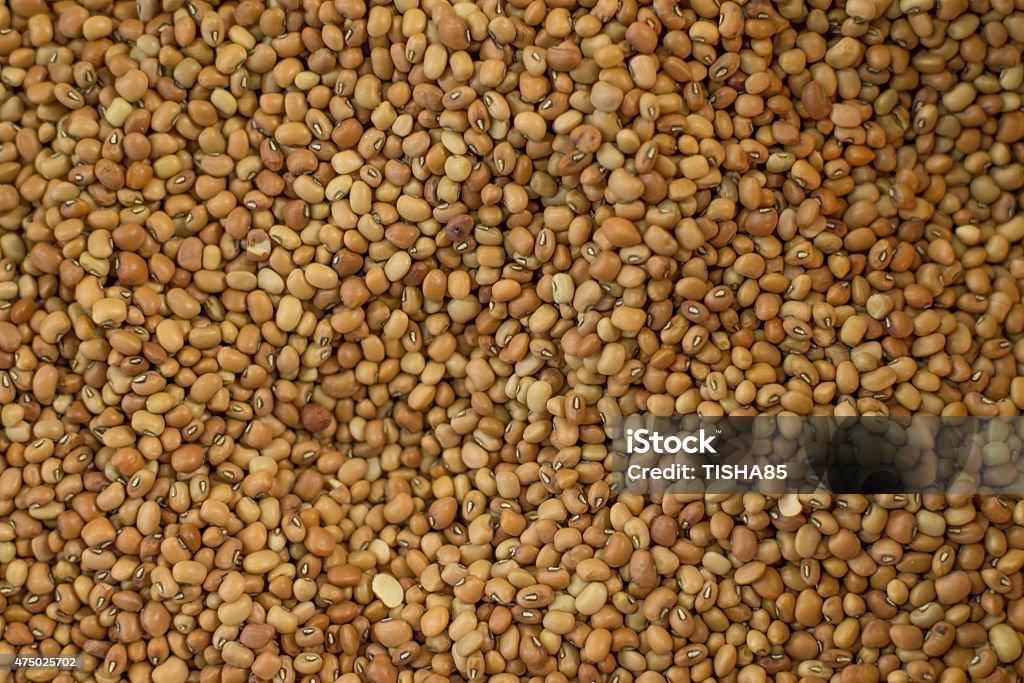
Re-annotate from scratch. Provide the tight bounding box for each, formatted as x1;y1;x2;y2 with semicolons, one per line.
0;0;1023;680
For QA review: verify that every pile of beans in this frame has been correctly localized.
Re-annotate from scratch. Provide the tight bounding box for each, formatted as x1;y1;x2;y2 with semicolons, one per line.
0;0;1024;680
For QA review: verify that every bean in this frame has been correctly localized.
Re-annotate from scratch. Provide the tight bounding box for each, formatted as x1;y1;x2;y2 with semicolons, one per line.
0;2;1020;682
